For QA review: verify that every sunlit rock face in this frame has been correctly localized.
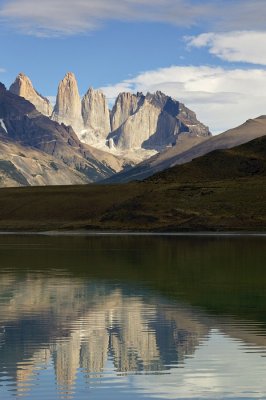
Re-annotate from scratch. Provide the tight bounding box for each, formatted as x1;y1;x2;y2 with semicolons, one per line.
8;72;211;166
52;72;83;133
9;73;52;117
49;75;211;164
109;91;211;150
81;87;111;144
0;83;121;185
110;92;145;132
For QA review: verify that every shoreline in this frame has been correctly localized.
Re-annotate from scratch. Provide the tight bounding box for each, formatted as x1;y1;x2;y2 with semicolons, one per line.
0;230;265;237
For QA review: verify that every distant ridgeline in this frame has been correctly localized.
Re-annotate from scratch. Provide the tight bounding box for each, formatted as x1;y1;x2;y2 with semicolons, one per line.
9;72;211;153
0;73;265;187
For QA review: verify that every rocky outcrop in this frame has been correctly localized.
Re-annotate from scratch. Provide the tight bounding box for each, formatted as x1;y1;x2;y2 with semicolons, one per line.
9;73;52;117
177;102;210;137
111;99;162;149
109;91;210;151
7;72;213;171
81;87;111;144
52;72;83;133
8;72;211;159
0;83;125;186
0;140;88;187
111;92;144;131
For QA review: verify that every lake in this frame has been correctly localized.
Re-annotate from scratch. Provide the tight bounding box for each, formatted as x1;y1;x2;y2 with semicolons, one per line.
0;234;265;399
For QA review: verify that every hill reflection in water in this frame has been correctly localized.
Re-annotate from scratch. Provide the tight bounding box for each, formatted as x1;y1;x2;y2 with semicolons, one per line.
0;234;265;399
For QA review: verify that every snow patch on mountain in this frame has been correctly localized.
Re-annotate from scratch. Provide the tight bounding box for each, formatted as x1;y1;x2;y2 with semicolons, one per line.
0;119;7;133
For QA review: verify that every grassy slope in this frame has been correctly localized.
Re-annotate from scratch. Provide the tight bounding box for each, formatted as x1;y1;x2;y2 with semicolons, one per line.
0;136;265;232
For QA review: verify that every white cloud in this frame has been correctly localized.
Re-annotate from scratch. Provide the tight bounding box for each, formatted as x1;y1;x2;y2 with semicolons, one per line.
101;82;133;103
100;65;266;134
216;0;266;31
0;68;6;73
187;31;266;66
0;0;212;37
132;330;266;399
2;0;266;37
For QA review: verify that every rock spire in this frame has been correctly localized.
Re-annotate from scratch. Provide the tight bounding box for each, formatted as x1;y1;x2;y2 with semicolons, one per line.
52;72;83;133
9;73;52;116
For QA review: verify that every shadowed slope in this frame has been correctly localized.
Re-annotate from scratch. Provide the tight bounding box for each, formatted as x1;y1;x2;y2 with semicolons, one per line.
106;116;266;183
0;83;126;185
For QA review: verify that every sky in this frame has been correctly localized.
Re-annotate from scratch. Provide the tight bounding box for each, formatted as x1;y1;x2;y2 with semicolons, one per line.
1;0;266;133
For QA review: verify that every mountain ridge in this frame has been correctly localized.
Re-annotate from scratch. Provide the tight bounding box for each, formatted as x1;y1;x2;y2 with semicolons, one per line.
9;72;52;116
0;83;127;186
2;72;266;190
9;72;211;164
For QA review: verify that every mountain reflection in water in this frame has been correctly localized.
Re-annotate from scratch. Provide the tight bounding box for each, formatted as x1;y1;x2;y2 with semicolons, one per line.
0;235;265;399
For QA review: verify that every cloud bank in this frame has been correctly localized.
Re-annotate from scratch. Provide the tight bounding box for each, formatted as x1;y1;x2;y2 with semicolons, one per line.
1;0;266;37
188;31;266;66
2;0;266;134
0;0;211;36
100;65;266;133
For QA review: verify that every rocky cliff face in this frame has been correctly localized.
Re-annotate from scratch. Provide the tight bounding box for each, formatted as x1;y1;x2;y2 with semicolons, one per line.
9;73;52;117
51;74;112;146
81;87;111;144
109;91;210;150
7;72;211;166
110;92;144;131
52;72;83;133
111;98;162;149
0;83;125;186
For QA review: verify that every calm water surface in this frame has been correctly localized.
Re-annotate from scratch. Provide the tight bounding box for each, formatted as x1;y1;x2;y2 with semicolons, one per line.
0;235;265;399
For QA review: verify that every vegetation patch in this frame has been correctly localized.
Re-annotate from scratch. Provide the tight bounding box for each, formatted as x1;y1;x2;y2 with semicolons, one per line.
50;161;59;171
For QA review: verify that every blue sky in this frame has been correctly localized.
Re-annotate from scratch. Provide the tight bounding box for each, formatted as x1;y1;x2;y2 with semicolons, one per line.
1;0;266;133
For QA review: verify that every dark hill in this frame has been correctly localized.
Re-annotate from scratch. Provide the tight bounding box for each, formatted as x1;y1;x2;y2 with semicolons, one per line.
106;115;266;183
148;134;266;183
0;134;264;232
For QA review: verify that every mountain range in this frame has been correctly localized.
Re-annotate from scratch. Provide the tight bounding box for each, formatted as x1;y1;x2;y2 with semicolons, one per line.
10;72;211;154
0;72;212;186
0;82;127;186
0;71;266;188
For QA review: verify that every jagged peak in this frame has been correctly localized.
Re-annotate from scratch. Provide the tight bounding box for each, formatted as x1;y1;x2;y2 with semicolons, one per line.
116;91;143;99
145;90;174;111
10;72;33;88
13;74;44;101
147;90;167;97
9;73;52;116
10;73;43;97
146;90;170;102
65;71;75;78
57;72;80;96
85;86;95;94
17;72;27;79
83;87;105;97
62;71;78;82
114;90;170;107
